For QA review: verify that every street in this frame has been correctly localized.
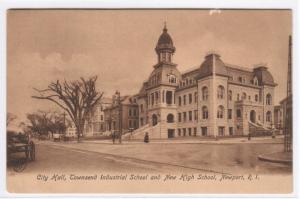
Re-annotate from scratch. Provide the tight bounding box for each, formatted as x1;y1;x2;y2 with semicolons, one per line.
7;138;292;175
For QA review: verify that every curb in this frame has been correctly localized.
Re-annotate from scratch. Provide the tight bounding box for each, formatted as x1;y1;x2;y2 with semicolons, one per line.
257;152;292;165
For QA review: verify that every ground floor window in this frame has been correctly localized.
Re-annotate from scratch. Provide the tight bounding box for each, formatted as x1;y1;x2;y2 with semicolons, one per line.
183;128;186;136
188;128;192;136
218;126;225;136
201;127;207;136
178;129;181;136
193;127;197;136
229;127;233;136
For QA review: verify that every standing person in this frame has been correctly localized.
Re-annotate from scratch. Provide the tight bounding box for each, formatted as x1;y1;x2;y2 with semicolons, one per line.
144;132;149;143
112;131;116;144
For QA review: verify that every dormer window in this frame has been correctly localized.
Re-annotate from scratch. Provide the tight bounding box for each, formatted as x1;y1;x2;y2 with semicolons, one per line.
253;76;259;86
168;74;177;84
238;77;243;83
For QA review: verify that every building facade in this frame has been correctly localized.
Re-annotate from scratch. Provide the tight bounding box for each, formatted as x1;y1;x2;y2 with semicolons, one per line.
131;25;277;139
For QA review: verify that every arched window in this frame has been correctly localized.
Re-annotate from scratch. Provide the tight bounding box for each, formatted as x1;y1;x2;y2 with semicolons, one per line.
228;90;232;101
217;85;225;99
202;106;208;119
255;94;259;102
202;86;208;101
266;94;272;105
217;105;224;119
152;114;158;126
266;111;272;122
242;92;247;100
167;114;174;123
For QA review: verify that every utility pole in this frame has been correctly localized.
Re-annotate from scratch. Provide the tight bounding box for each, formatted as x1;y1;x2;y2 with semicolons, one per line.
115;90;122;144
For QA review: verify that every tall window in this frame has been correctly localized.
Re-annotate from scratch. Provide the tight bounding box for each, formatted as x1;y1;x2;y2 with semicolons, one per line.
178;113;182;122
189;111;192;121
255;94;259;102
228;109;232;119
202;87;208;101
166;91;172;105
228;90;232;101
183;95;186;105
183;112;187;122
266;94;272;105
194;110;198;121
178;96;182;106
140;104;144;113
194;92;198;103
202;106;208;119
237;94;240;101
189;93;192;104
217;105;224;118
266;111;272;122
217;85;225;99
236;109;241;118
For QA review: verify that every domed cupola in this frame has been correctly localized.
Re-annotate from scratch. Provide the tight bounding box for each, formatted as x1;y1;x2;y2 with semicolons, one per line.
155;23;176;64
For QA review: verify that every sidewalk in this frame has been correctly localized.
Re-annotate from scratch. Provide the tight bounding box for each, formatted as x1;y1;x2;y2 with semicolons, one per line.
82;135;284;145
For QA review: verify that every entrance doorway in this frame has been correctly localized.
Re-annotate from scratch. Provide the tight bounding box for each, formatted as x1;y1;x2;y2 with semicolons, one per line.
168;129;175;138
250;110;256;123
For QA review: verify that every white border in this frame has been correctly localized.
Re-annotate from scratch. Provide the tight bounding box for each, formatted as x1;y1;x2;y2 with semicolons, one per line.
0;0;299;198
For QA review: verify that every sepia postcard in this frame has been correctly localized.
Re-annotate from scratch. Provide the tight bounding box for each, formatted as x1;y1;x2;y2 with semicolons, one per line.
6;9;293;194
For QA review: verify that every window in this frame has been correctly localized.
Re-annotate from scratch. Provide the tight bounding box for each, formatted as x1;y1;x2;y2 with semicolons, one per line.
101;115;104;121
242;92;247;100
201;127;207;136
155;92;159;104
129;120;132;128
129;109;132;116
228;90;232;101
202;106;208;119
255;94;259;102
151;93;154;106
237;94;240;101
189;111;192;121
178;129;181;136
266;94;272;105
217;105;224;119
140;104;144;113
189;93;192;104
188;128;192;136
183;112;187;122
202;87;208;101
193;127;197;136
167;114;174;123
189;79;193;85
183;128;186;136
194;110;198;121
183;95;186;105
152;114;158;126
228;109;232;119
140;118;144;126
178;96;182;106
236;109;241;118
229;127;233;135
253;77;258;85
178;113;182;122
266;111;272;122
218;127;225;136
194;92;198;103
238;77;243;83
217;85;225;99
248;96;251;101
166;91;172;105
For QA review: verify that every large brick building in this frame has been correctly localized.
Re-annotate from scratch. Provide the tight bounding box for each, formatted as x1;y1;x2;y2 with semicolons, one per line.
126;24;277;139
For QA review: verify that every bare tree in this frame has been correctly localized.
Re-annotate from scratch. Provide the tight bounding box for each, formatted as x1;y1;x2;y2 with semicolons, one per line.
7;112;17;126
32;76;103;141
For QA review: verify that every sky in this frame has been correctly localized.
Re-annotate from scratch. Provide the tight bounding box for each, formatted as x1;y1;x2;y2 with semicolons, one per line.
7;9;292;122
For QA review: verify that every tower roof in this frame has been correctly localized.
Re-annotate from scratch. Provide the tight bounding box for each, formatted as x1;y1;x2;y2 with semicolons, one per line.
155;23;175;53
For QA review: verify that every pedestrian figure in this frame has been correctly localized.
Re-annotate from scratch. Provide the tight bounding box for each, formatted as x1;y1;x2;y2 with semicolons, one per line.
144;132;149;143
248;133;251;141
